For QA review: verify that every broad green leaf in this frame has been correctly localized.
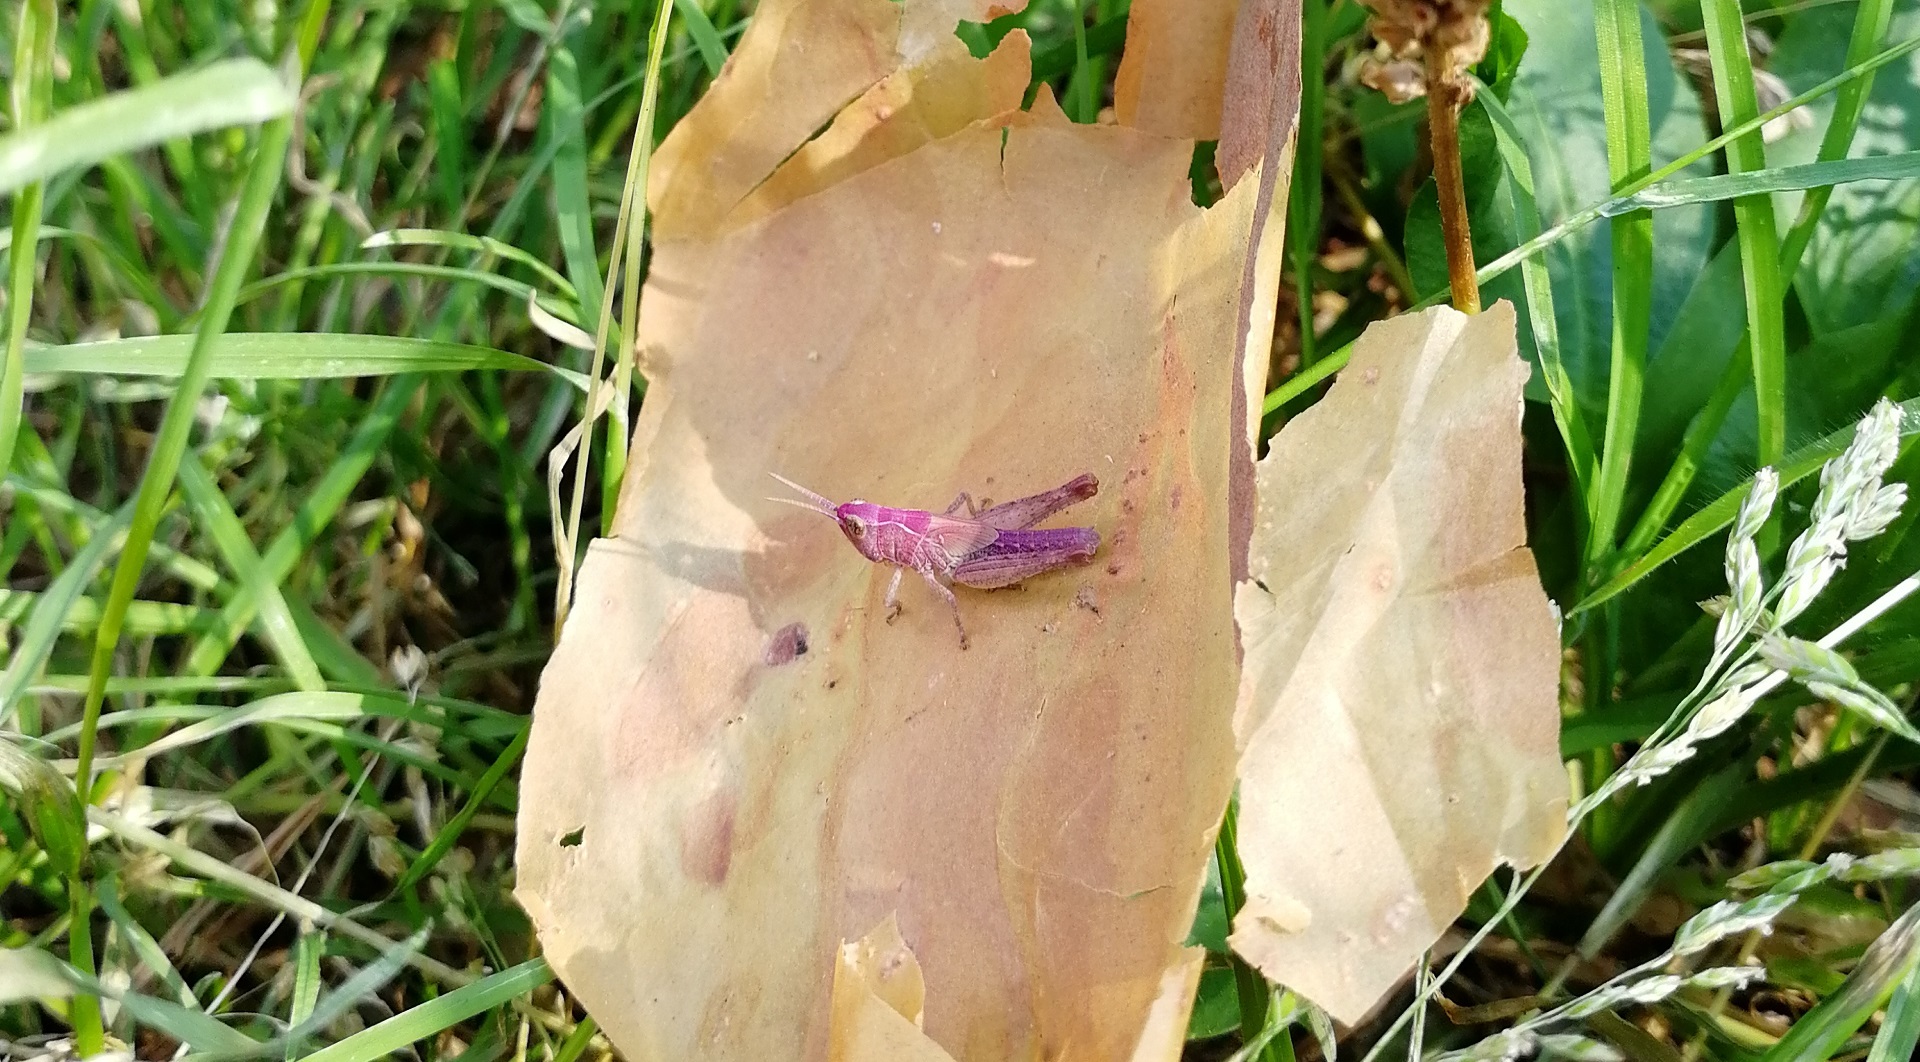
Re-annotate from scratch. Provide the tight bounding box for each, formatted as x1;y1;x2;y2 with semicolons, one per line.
1498;0;1712;417
1770;0;1920;336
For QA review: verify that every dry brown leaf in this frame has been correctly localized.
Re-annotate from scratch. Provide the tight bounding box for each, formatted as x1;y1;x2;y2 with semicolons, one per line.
1217;0;1304;191
646;0;901;238
733;32;1034;227
1112;0;1239;138
1228;302;1566;1022
827;916;955;1062
516;1;1301;1059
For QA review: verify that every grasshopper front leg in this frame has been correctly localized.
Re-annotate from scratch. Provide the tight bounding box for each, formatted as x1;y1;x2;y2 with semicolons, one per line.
882;568;905;623
913;567;970;649
884;564;966;648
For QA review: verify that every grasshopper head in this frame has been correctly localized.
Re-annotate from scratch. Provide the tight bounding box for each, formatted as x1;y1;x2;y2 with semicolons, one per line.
832;500;888;561
769;473;887;562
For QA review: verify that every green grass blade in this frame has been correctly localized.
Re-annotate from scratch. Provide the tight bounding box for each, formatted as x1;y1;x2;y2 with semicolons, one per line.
1761;902;1920;1062
425;58;470;224
1620;0;1900;559
42;691;500;748
1868;954;1920;1062
28;332;587;389
1068;0;1096;122
1700;0;1787;470
0;946;260;1052
1468;32;1920;295
1263;340;1347;416
284;927;431;1048
94;876;195;1008
1268;104;1920;424
1030;11;1127;82
175;457;326;692
392;717;529;893
0;57;294;195
545;29;606;333
552;1015;602;1062
606;0;679;530
1213;799;1284;1061
0;500;131;720
1616;152;1920;211
545;21;625;537
177;379;417;680
77;704;493;795
1779;0;1897;273
1588;0;1654;563
284;930;326;1061
1290;0;1326;370
293;958;553;1062
231;261;577;323
557;0;675;622
1478;81;1596;500
547;13;619;541
1619;342;1747;559
27;674;287;698
0;590;222;636
362;227;578;299
0;0;56;481
671;0;728;76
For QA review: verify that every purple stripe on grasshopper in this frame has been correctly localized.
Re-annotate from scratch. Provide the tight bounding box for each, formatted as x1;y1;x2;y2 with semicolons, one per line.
951;526;1101;589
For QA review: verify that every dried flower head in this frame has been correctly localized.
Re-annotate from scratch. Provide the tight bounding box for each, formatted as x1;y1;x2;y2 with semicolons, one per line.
1357;0;1494;104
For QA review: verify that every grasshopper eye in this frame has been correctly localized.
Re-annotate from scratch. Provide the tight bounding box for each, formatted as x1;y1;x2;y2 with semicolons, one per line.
843;516;866;538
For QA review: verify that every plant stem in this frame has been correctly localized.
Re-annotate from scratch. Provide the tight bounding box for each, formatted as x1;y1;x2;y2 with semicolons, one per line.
70;111;295;1058
0;0;56;485
1423;50;1479;314
65;877;104;1053
1292;0;1327;365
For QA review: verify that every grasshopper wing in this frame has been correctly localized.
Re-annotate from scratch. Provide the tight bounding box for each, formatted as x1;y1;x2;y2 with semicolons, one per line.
919;513;1000;565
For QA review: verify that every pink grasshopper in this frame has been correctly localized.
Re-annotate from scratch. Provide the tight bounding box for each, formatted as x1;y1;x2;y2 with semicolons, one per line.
768;472;1101;649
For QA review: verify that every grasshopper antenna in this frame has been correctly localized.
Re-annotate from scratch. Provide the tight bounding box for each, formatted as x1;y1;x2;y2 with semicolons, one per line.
767;472;839;518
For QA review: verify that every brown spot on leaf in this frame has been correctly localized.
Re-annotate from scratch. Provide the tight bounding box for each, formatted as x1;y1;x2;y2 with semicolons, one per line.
764;622;810;666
